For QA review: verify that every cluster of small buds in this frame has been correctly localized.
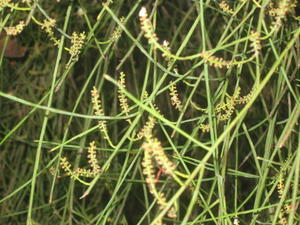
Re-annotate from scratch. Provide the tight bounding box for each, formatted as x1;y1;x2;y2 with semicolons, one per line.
283;203;299;217
219;1;234;14
41;18;60;46
215;95;235;113
111;17;124;41
87;141;101;174
118;72;130;120
91;87;115;148
142;148;156;193
250;31;261;57
142;138;176;177
199;123;210;133
278;213;287;225
200;31;262;69
271;18;283;31
276;155;294;225
73;167;97;178
191;87;252;129
216;98;236;121
161;40;174;62
138;6;178;64
91;87;105;117
139;7;160;48
277;172;287;225
69;32;86;60
215;87;254;121
162;40;171;59
141;137;177;218
41;18;55;33
137;116;156;139
169;82;183;111
200;51;234;69
5;20;25;36
60;142;101;179
192;87;254;126
60;157;73;176
91;87;107;134
233;87;241;99
235;87;254;104
269;0;294;18
153;103;163;116
156;192;169;212
166;206;177;218
162;40;177;70
156;192;176;218
277;172;284;196
269;0;296;30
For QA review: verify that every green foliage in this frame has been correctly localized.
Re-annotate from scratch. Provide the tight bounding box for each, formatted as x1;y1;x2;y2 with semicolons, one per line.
0;0;300;224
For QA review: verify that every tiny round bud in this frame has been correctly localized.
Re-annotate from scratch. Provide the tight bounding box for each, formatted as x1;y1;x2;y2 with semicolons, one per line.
163;40;169;47
139;7;147;17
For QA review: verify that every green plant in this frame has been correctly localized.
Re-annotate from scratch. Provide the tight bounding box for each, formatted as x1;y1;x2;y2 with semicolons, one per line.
0;1;299;224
